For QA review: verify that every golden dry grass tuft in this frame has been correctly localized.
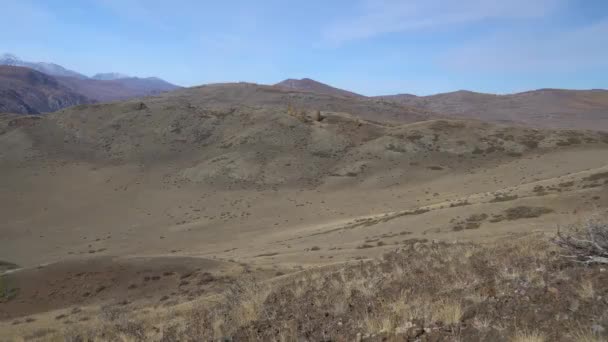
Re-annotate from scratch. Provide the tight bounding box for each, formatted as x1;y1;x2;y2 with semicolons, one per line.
512;330;546;342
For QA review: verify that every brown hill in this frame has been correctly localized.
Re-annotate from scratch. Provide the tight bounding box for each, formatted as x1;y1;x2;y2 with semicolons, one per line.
274;78;363;98
0;66;91;114
181;82;432;123
377;89;608;131
1;83;606;264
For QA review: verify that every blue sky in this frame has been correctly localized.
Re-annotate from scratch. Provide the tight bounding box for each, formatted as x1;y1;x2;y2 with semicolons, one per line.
2;0;608;95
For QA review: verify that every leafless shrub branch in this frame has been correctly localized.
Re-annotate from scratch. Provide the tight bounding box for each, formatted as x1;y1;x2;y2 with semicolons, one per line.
554;218;608;264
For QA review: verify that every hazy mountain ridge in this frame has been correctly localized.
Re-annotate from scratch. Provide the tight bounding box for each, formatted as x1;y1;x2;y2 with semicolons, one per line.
56;75;180;102
0;54;181;108
376;88;608;131
0;65;92;114
0;53;88;79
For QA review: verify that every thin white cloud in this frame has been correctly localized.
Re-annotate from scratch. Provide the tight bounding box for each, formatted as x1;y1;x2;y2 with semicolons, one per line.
324;0;564;44
443;19;608;72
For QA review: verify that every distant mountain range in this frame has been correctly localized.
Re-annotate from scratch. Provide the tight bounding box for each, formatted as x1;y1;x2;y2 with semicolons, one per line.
1;52;607;131
55;75;179;102
0;65;91;114
1;53;88;79
0;54;180;114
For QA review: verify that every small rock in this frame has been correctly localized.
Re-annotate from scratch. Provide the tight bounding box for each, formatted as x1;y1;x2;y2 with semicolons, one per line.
568;299;580;312
407;327;425;339
547;287;559;295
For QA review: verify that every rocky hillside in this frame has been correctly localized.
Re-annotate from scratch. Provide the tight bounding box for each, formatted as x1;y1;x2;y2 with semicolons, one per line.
0;66;91;114
274;78;363;98
3;83;607;188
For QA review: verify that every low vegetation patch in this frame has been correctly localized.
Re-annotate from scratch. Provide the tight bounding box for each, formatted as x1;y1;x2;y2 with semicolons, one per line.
49;233;608;341
449;200;470;208
0;274;19;302
585;172;608;182
490;193;519;203
453;213;489;231
491;206;554;222
0;260;18;272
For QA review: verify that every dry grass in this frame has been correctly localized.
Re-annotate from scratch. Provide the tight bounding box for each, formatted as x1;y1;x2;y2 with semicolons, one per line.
431;300;463;324
512;330;546;342
13;235;608;341
572;329;605;342
577;279;595;299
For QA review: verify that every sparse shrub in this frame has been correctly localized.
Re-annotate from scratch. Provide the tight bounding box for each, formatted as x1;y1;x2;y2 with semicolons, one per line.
507;152;523;157
450;200;470;208
585;172;608;182
472;147;485;154
453;213;488;231
386;143;407;153
406;134;423;142
0;275;18;302
554;217;608;264
223;277;272;327
490;193;519;202
431;300;462;324
504;206;553;220
468;213;488;222
0;260;18;272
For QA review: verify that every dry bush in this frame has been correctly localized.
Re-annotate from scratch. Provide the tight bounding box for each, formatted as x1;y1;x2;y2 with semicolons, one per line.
554;217;608;264
223;276;273;328
431;300;463;324
504;206;553;220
